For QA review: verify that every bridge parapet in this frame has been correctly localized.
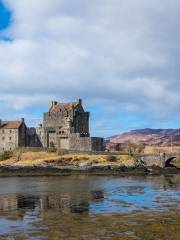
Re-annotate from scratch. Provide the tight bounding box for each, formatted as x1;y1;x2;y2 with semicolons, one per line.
136;152;180;168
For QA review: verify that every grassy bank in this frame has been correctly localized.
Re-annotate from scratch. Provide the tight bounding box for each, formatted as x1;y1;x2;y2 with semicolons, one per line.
0;150;137;168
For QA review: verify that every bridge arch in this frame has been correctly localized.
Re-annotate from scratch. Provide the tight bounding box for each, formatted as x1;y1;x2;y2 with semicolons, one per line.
165;157;178;168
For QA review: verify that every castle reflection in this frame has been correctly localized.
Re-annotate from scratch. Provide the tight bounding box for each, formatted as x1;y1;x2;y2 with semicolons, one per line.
0;190;105;216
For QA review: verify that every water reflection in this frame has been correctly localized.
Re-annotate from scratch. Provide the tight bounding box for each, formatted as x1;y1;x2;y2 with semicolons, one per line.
17;195;40;210
0;193;106;220
91;190;104;200
0;175;179;239
0;193;92;214
0;175;179;214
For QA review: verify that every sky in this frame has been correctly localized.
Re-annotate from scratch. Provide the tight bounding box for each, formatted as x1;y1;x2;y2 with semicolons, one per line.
0;0;180;137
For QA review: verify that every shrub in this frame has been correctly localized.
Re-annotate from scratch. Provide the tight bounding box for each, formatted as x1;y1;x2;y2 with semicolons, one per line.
121;141;145;155
106;155;117;162
0;151;13;161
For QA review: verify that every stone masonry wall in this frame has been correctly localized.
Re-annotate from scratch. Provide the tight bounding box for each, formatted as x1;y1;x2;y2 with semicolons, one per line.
27;127;43;147
91;137;104;151
18;122;27;147
58;138;70;150
139;154;166;168
0;129;19;152
58;134;104;152
74;112;89;136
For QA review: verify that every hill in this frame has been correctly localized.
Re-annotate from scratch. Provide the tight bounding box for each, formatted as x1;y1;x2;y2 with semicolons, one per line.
107;128;180;149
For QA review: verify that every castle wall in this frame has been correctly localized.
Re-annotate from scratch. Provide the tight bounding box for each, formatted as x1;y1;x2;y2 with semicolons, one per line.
44;111;73;128
27;127;43;147
58;138;70;150
69;134;92;151
44;112;72;148
36;125;44;146
48;132;57;148
58;134;104;152
74;112;89;136
91;137;104;151
18;122;27;147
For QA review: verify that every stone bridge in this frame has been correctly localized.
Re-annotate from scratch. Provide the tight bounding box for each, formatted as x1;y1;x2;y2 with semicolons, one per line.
135;153;180;168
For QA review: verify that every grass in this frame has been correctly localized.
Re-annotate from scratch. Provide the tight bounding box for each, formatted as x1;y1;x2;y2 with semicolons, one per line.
0;150;136;167
0;151;13;161
144;146;180;154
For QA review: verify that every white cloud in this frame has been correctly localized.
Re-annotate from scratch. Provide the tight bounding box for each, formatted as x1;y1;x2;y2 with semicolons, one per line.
1;0;180;125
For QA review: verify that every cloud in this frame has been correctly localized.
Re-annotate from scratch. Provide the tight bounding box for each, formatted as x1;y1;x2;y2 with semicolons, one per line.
0;0;180;132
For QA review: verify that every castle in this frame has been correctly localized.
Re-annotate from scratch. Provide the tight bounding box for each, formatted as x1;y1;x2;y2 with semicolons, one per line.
0;99;104;152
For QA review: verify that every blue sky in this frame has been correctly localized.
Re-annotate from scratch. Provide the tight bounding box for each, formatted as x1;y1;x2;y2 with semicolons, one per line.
0;2;11;30
0;0;180;137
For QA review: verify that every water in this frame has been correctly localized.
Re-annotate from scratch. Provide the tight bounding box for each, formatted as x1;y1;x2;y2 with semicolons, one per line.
0;175;179;239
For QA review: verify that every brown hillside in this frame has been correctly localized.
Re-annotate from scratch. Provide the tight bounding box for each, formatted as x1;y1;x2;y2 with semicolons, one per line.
107;128;180;148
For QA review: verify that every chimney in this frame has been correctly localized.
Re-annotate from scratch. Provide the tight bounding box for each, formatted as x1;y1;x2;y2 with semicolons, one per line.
21;118;24;123
76;99;82;105
51;100;58;109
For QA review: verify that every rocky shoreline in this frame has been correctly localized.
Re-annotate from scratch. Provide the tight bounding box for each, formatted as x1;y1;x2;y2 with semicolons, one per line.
0;164;179;177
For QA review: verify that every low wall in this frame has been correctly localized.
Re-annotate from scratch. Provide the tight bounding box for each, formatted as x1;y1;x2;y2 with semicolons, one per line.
136;153;180;168
58;134;104;152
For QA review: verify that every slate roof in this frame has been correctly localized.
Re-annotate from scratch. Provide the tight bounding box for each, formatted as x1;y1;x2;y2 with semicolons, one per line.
0;121;22;129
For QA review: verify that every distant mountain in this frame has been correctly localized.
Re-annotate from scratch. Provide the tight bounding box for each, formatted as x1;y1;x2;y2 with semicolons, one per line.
106;128;180;149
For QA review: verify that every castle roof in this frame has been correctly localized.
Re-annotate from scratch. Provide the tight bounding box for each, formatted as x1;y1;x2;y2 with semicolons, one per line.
49;99;83;113
50;103;75;113
0;121;23;129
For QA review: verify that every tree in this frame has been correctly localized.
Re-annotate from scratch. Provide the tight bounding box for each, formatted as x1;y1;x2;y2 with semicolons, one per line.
123;141;145;155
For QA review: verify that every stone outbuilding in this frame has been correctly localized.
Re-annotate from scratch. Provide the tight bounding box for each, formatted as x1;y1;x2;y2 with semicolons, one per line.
0;119;27;152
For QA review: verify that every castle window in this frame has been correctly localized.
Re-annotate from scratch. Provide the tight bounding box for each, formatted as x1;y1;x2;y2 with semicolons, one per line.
9;130;12;133
2;137;5;141
9;137;12;140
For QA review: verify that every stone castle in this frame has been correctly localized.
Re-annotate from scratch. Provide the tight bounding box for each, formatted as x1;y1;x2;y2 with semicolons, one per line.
0;99;104;152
